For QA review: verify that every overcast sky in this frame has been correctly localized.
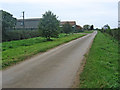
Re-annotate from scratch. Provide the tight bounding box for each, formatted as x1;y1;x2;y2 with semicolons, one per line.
0;0;119;28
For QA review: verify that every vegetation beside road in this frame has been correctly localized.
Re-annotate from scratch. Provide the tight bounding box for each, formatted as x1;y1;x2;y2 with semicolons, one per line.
1;10;94;42
2;33;85;69
2;30;40;42
2;10;94;70
80;30;94;33
100;28;120;41
79;31;119;88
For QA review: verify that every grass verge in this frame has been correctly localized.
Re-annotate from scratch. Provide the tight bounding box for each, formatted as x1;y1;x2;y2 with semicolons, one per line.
2;34;85;69
80;30;94;33
2;33;67;51
79;31;119;88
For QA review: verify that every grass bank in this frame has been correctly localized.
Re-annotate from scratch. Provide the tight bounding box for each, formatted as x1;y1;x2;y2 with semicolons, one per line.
79;31;119;88
2;34;85;69
2;33;66;51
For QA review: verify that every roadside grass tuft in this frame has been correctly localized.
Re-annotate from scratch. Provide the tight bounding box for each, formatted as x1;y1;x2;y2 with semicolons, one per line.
2;34;85;69
79;31;119;88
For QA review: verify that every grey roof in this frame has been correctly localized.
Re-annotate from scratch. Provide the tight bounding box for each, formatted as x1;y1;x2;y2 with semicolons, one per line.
15;18;41;29
15;18;77;29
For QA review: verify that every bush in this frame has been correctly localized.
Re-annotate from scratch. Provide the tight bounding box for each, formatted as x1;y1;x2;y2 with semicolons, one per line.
2;30;40;42
100;29;120;41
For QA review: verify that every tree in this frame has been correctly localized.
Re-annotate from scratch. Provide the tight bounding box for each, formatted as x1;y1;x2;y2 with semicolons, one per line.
38;11;60;41
103;24;110;30
102;24;111;32
62;22;72;34
90;25;94;30
1;10;17;40
1;10;17;32
83;24;90;30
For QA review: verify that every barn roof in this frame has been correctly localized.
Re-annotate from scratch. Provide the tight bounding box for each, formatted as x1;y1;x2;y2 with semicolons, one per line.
17;18;41;21
60;21;76;26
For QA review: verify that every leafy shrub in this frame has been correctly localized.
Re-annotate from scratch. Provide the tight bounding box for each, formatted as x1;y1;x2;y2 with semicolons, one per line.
100;29;120;41
2;30;40;42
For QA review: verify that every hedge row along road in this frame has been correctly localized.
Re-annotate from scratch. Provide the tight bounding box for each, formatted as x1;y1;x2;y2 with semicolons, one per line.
2;31;97;88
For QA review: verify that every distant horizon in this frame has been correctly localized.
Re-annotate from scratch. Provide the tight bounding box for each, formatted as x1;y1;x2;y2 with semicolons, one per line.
0;0;118;29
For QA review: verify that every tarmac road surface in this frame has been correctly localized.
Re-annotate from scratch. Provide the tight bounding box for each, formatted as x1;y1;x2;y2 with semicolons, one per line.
2;31;97;88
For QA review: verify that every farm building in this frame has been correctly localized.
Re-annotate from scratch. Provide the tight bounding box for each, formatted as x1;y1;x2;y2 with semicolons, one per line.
15;18;79;30
76;25;82;30
60;21;76;28
15;18;41;30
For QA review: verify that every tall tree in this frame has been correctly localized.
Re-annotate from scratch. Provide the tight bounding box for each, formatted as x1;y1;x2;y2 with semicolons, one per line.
62;22;72;34
83;24;90;30
1;10;17;40
1;10;17;32
90;25;94;30
38;11;60;40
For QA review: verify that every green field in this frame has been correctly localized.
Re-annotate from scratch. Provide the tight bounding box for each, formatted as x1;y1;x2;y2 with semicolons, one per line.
79;31;119;88
2;33;85;69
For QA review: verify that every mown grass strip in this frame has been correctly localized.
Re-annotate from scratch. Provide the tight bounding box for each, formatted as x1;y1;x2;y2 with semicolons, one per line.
79;31;119;88
2;34;85;69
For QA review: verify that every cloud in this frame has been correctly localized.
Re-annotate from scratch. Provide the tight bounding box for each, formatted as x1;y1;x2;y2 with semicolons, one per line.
0;0;118;28
0;0;118;3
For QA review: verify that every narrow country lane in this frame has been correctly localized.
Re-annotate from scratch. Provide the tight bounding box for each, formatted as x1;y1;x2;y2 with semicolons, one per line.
2;31;97;88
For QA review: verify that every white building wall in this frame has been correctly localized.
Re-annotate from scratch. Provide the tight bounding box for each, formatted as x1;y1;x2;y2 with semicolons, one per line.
118;1;120;28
